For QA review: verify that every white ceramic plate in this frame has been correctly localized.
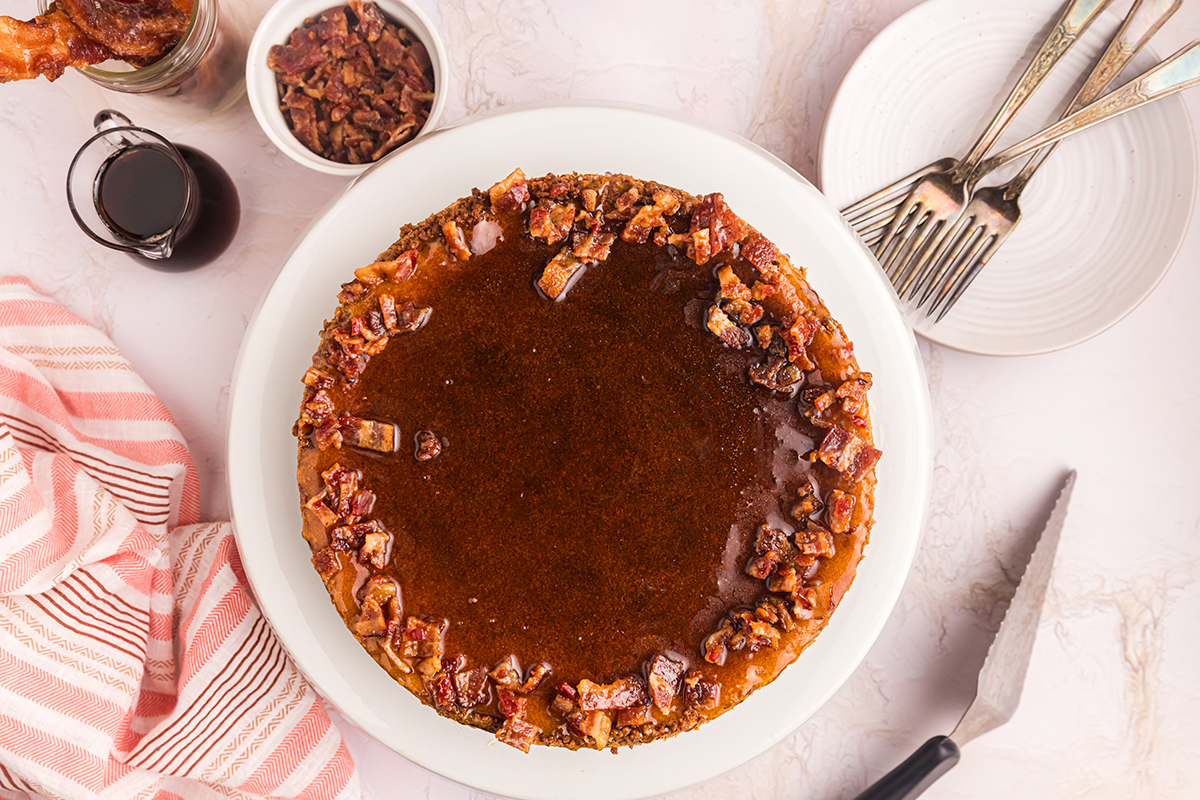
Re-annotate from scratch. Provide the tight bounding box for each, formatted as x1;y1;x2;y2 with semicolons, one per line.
228;104;933;800
819;0;1197;356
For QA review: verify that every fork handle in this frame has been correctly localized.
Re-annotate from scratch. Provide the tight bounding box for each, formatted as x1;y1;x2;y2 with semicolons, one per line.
978;40;1200;176
1002;0;1181;198
954;0;1114;180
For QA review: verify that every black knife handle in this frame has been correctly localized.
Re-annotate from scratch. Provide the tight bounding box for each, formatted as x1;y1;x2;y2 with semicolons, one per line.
850;735;961;800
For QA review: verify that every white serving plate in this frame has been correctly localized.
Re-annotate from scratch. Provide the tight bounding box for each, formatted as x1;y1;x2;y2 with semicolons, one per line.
819;0;1196;356
228;103;933;800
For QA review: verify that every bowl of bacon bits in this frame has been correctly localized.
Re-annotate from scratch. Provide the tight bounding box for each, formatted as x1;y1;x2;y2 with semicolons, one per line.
247;0;446;175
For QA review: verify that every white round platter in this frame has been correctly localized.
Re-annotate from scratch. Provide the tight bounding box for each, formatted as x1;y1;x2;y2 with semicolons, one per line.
228;103;933;800
819;0;1196;356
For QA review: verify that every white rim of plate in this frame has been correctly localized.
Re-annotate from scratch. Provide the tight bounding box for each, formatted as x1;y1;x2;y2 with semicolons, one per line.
227;102;933;800
818;0;1197;357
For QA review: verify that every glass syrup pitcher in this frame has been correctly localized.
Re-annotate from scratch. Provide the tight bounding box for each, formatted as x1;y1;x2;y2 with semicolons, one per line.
67;110;239;270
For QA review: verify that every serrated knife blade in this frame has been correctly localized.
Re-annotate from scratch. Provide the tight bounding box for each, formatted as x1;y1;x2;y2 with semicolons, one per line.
949;470;1075;746
851;471;1075;800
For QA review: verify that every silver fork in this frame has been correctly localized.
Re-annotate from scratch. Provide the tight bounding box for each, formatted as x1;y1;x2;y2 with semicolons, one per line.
914;0;1181;319
921;35;1200;320
875;0;1114;296
841;159;951;251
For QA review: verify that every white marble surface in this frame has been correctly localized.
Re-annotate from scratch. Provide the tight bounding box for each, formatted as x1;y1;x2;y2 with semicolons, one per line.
2;0;1199;798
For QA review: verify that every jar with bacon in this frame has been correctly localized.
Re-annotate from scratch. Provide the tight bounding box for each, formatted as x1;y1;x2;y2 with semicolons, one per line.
36;0;247;112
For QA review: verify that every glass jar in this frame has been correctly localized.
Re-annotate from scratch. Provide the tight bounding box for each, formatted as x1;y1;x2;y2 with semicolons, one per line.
38;0;247;113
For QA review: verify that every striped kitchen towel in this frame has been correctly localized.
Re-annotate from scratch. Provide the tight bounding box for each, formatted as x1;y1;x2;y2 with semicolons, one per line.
0;277;359;800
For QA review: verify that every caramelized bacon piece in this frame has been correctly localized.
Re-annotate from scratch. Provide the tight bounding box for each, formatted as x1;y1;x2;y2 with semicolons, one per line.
302;367;335;390
321;463;354;504
572;229;616;263
550;684;577;718
724;298;764;325
741;232;779;269
749;355;802;392
58;0;187;59
538;247;584;300
340;417;395;452
743;617;781;652
780;315;816;371
427;671;456;709
497;686;527;718
745;549;781;580
756;524;793;557
690;228;713;266
354;575;400;637
489;168;530;213
614;187;640;213
792;581;834;620
569;709;613;749
647;654;685;713
299;388;337;430
356;249;417;284
815;425;882;481
414;430;442;461
350;0;385;41
442;220;472;261
303;492;338;528
767;564;798;595
717;266;752;302
576;677;649;711
395;616;447;658
796;522;835;558
806;387;835;416
454;667;491;709
683;672;721;711
750;280;775;301
497;715;539;753
703;622;733;665
621;191;681;244
268;27;326;75
706;305;750;348
312;547;342;586
792;482;821;520
746;523;802;584
330;519;381;552
374;293;396;331
529;203;574;245
313;418;344;450
489;655;522;690
349;487;376;521
765;596;795;631
520;662;551;693
0;5;111;83
375;297;430;334
688;193;746;265
826;489;855;534
359;528;390;568
836;373;873;416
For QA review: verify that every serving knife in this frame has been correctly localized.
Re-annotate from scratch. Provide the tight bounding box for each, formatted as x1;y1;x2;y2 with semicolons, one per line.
852;471;1076;800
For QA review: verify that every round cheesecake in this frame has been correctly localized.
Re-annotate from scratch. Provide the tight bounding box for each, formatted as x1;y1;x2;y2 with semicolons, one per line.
293;170;881;751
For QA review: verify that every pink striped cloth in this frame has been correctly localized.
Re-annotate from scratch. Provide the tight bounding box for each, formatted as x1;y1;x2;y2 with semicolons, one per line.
0;277;360;800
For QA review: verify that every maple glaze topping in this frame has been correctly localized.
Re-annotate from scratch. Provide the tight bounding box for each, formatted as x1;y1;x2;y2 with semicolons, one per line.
323;215;794;682
297;171;880;751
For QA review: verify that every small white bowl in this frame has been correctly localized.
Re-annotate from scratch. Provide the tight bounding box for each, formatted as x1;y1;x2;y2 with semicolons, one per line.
246;0;447;176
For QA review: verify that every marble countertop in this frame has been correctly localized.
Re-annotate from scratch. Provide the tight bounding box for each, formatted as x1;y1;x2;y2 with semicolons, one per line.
2;0;1199;798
